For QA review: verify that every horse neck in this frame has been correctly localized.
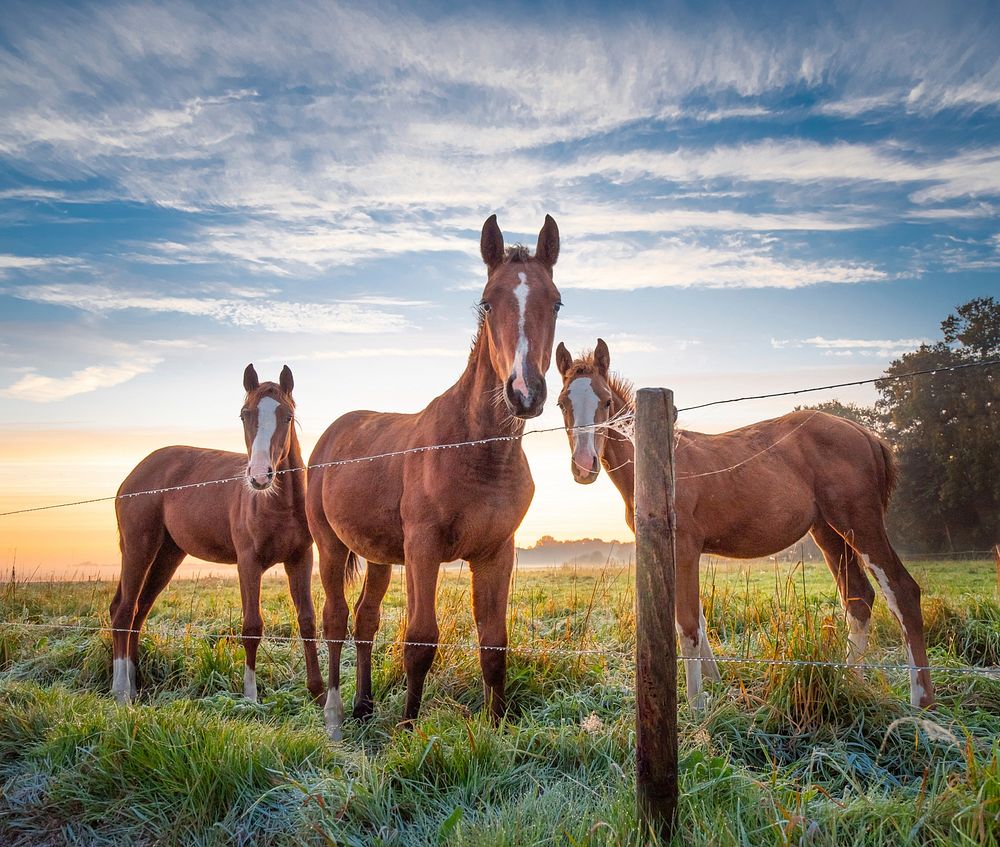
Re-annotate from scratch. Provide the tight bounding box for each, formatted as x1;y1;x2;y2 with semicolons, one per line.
602;390;636;524
437;330;526;442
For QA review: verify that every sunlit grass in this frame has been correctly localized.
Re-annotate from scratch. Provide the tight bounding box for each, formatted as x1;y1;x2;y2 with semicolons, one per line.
1;556;999;845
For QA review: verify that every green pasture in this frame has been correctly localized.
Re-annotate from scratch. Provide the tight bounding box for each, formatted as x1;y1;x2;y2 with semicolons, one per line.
1;556;999;846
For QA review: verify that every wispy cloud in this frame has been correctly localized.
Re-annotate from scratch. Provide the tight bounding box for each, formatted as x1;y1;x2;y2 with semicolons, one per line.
1;354;162;402
771;336;931;358
9;284;410;334
561;236;887;290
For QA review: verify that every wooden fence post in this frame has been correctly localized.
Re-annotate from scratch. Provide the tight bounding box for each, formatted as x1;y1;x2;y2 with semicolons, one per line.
634;387;678;842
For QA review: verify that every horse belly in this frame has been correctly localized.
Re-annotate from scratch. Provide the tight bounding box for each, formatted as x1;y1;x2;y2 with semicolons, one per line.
693;478;816;559
162;501;238;565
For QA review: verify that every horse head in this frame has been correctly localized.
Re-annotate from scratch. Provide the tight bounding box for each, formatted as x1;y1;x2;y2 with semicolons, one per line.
555;338;616;484
478;214;562;418
241;364;296;491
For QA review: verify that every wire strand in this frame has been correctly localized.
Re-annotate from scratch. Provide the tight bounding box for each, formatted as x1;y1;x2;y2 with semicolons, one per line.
4;620;999;678
676;357;1000;413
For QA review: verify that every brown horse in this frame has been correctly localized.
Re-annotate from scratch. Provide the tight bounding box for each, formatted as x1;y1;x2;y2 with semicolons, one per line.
110;365;322;704
554;339;934;709
307;215;562;738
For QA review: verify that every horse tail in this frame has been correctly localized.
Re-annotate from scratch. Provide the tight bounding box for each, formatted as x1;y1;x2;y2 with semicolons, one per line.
346;550;362;585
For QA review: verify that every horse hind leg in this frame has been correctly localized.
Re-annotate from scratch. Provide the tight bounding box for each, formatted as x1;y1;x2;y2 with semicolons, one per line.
127;537;185;698
823;510;934;708
110;529;162;704
810;521;875;674
353;562;392;720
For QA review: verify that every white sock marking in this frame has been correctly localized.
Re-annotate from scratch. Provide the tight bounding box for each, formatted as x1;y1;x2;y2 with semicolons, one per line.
111;657;134;703
324;687;345;741
698;604;722;683
676;623;705;710
846;612;870;667
511;272;531;398
243;666;258;702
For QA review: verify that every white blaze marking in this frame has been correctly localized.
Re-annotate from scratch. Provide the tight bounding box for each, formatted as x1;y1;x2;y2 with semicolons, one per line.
324;687;345;741
511;272;531;397
243;666;258;702
249;396;279;483
568;377;600;467
862;553;926;706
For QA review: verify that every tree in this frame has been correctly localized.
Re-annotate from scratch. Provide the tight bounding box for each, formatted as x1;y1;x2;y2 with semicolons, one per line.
876;298;1000;552
796;298;999;553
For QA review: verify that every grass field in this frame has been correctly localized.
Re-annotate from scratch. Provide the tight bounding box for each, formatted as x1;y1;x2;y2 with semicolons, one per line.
1;556;999;846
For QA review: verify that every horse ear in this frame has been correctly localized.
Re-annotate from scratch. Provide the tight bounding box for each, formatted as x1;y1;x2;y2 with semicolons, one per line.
556;342;573;377
535;214;559;269
243;364;259;393
279;365;294;395
480;214;504;270
594;338;610;377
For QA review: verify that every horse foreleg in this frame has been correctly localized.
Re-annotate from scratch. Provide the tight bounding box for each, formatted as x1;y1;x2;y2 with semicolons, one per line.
237;559;265;703
317;535;351;740
699;602;722;683
470;541;515;724
401;532;441;726
353;562;392;720
284;549;323;703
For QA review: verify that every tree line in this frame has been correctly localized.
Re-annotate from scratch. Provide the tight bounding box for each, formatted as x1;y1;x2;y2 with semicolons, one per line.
798;297;999;554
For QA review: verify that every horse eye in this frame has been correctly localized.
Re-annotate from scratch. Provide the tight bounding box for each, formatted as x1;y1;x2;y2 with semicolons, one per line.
605;400;612;409
479;300;492;313
554;301;562;314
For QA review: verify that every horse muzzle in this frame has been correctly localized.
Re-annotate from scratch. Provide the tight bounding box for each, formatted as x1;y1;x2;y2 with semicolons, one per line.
504;373;547;419
247;464;275;490
571;453;601;484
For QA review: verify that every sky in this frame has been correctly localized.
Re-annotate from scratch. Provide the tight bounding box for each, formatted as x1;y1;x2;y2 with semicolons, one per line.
0;0;998;576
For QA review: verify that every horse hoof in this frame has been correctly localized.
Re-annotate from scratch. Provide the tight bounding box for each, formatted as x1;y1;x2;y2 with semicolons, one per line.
352;699;374;721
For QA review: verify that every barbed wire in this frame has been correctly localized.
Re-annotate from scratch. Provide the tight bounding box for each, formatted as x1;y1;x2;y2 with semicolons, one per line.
2;357;997;518
3;619;999;679
0;421;602;518
676;357;1000;413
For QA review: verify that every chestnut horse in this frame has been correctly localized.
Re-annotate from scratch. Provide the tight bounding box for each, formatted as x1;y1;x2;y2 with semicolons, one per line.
307;215;562;738
110;365;322;704
554;339;934;709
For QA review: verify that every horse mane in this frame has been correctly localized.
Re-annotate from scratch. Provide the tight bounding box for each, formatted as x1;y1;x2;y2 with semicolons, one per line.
503;244;531;263
565;351;636;411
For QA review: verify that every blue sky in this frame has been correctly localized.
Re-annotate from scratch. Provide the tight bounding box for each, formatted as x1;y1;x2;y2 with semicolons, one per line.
0;0;998;565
